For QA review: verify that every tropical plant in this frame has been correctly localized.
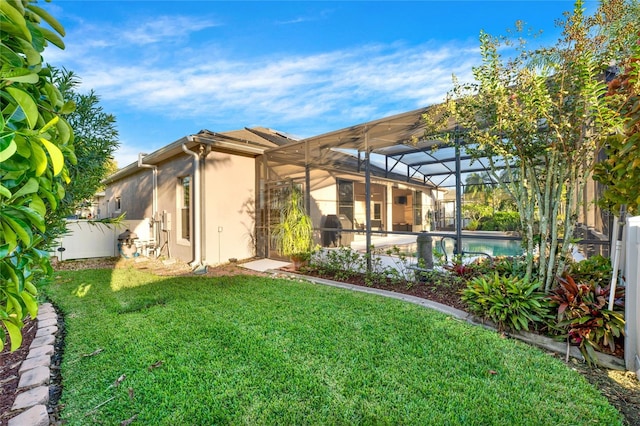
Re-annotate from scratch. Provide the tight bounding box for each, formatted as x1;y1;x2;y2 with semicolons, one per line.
565;255;613;288
492;255;531;279
272;186;313;265
435;0;639;291
444;256;491;279
461;273;553;332
548;273;625;366
1;0;74;350
593;39;640;216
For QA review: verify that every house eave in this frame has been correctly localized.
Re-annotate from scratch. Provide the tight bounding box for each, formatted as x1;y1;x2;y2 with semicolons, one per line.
102;132;270;184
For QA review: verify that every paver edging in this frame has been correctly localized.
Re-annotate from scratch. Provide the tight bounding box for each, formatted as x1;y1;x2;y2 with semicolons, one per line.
7;303;57;426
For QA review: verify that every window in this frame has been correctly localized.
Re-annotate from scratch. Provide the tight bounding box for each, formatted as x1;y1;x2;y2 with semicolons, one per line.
337;179;354;223
180;176;190;241
115;197;121;212
373;203;382;220
413;191;422;226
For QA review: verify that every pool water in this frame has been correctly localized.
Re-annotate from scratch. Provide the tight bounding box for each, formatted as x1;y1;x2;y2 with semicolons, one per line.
439;237;523;258
392;237;523;259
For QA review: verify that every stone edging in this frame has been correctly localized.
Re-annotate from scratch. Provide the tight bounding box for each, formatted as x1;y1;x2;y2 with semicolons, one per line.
7;303;57;426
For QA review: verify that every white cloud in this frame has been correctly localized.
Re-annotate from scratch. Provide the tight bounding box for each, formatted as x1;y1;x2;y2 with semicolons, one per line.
111;142;141;169
49;11;483;151
120;16;220;45
78;43;474;119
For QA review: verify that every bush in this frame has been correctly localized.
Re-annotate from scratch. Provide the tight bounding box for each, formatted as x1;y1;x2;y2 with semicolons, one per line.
478;211;521;232
492;256;531;279
565;255;613;287
444;256;493;280
461;274;553;332
548;273;625;366
306;246;410;286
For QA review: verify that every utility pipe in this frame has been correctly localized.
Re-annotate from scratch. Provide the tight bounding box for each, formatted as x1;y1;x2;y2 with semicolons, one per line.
182;141;202;269
138;153;158;252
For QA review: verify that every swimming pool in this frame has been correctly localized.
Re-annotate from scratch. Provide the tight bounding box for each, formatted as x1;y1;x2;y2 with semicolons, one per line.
388;236;524;259
438;237;524;258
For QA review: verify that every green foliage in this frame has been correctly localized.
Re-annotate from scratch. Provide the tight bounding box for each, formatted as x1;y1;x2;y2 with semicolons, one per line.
444;256;493;279
492;255;532;279
306;245;413;287
439;1;639;291
271;186;313;259
593;45;640;215
463;203;520;231
46;68;119;241
477;211;521;232
565;255;613;287
1;0;73;350
461;274;553;332
549;273;625;367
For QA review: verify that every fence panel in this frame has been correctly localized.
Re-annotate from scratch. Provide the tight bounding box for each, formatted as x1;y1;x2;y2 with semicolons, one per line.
625;215;640;375
51;219;151;261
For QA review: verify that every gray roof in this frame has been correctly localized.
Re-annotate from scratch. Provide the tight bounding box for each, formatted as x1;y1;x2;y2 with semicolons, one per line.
103;127;289;184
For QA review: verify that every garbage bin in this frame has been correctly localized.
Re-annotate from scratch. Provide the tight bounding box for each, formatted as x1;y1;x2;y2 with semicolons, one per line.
337;214;354;246
322;214;341;247
117;229;139;258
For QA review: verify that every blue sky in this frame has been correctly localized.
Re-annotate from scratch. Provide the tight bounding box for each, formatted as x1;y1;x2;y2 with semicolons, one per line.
43;1;587;167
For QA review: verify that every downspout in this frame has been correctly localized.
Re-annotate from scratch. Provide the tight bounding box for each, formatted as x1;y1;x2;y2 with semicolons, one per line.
182;140;203;271
138;153;158;252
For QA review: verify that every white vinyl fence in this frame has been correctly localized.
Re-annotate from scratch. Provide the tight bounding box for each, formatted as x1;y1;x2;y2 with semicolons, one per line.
50;219;151;261
625;216;640;375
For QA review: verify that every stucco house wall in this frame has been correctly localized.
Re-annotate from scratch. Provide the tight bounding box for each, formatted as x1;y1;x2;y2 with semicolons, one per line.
202;151;257;265
155;155;192;263
103;129;287;266
104;169;153;220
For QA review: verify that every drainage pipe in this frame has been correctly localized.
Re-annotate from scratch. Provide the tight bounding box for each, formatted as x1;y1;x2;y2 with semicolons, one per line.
138;153;158;252
182;141;202;268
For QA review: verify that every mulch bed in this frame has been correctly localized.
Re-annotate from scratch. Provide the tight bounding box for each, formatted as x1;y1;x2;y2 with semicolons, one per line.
0;318;38;426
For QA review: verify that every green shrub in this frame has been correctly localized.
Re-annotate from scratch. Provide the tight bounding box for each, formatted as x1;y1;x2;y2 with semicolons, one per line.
461;273;553;332
308;246;364;281
306;246;412;287
478;211;521;231
444;256;493;279
466;219;480;231
565;255;613;287
492;256;531;279
548;273;625;366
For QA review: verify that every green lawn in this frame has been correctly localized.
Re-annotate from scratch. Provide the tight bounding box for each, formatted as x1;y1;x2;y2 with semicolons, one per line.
43;268;622;425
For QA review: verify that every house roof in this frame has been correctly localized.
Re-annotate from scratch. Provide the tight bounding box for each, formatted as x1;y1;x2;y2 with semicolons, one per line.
103;127;292;184
104;105;493;190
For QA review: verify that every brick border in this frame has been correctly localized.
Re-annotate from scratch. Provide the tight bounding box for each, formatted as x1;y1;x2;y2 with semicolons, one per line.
7;303;57;426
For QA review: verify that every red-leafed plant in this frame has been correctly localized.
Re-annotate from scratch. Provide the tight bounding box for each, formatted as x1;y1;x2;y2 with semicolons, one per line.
548;274;625;366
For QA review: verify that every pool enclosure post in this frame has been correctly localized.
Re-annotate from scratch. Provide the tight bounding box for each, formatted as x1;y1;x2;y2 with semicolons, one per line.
454;128;463;256
305;141;311;214
364;129;372;271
